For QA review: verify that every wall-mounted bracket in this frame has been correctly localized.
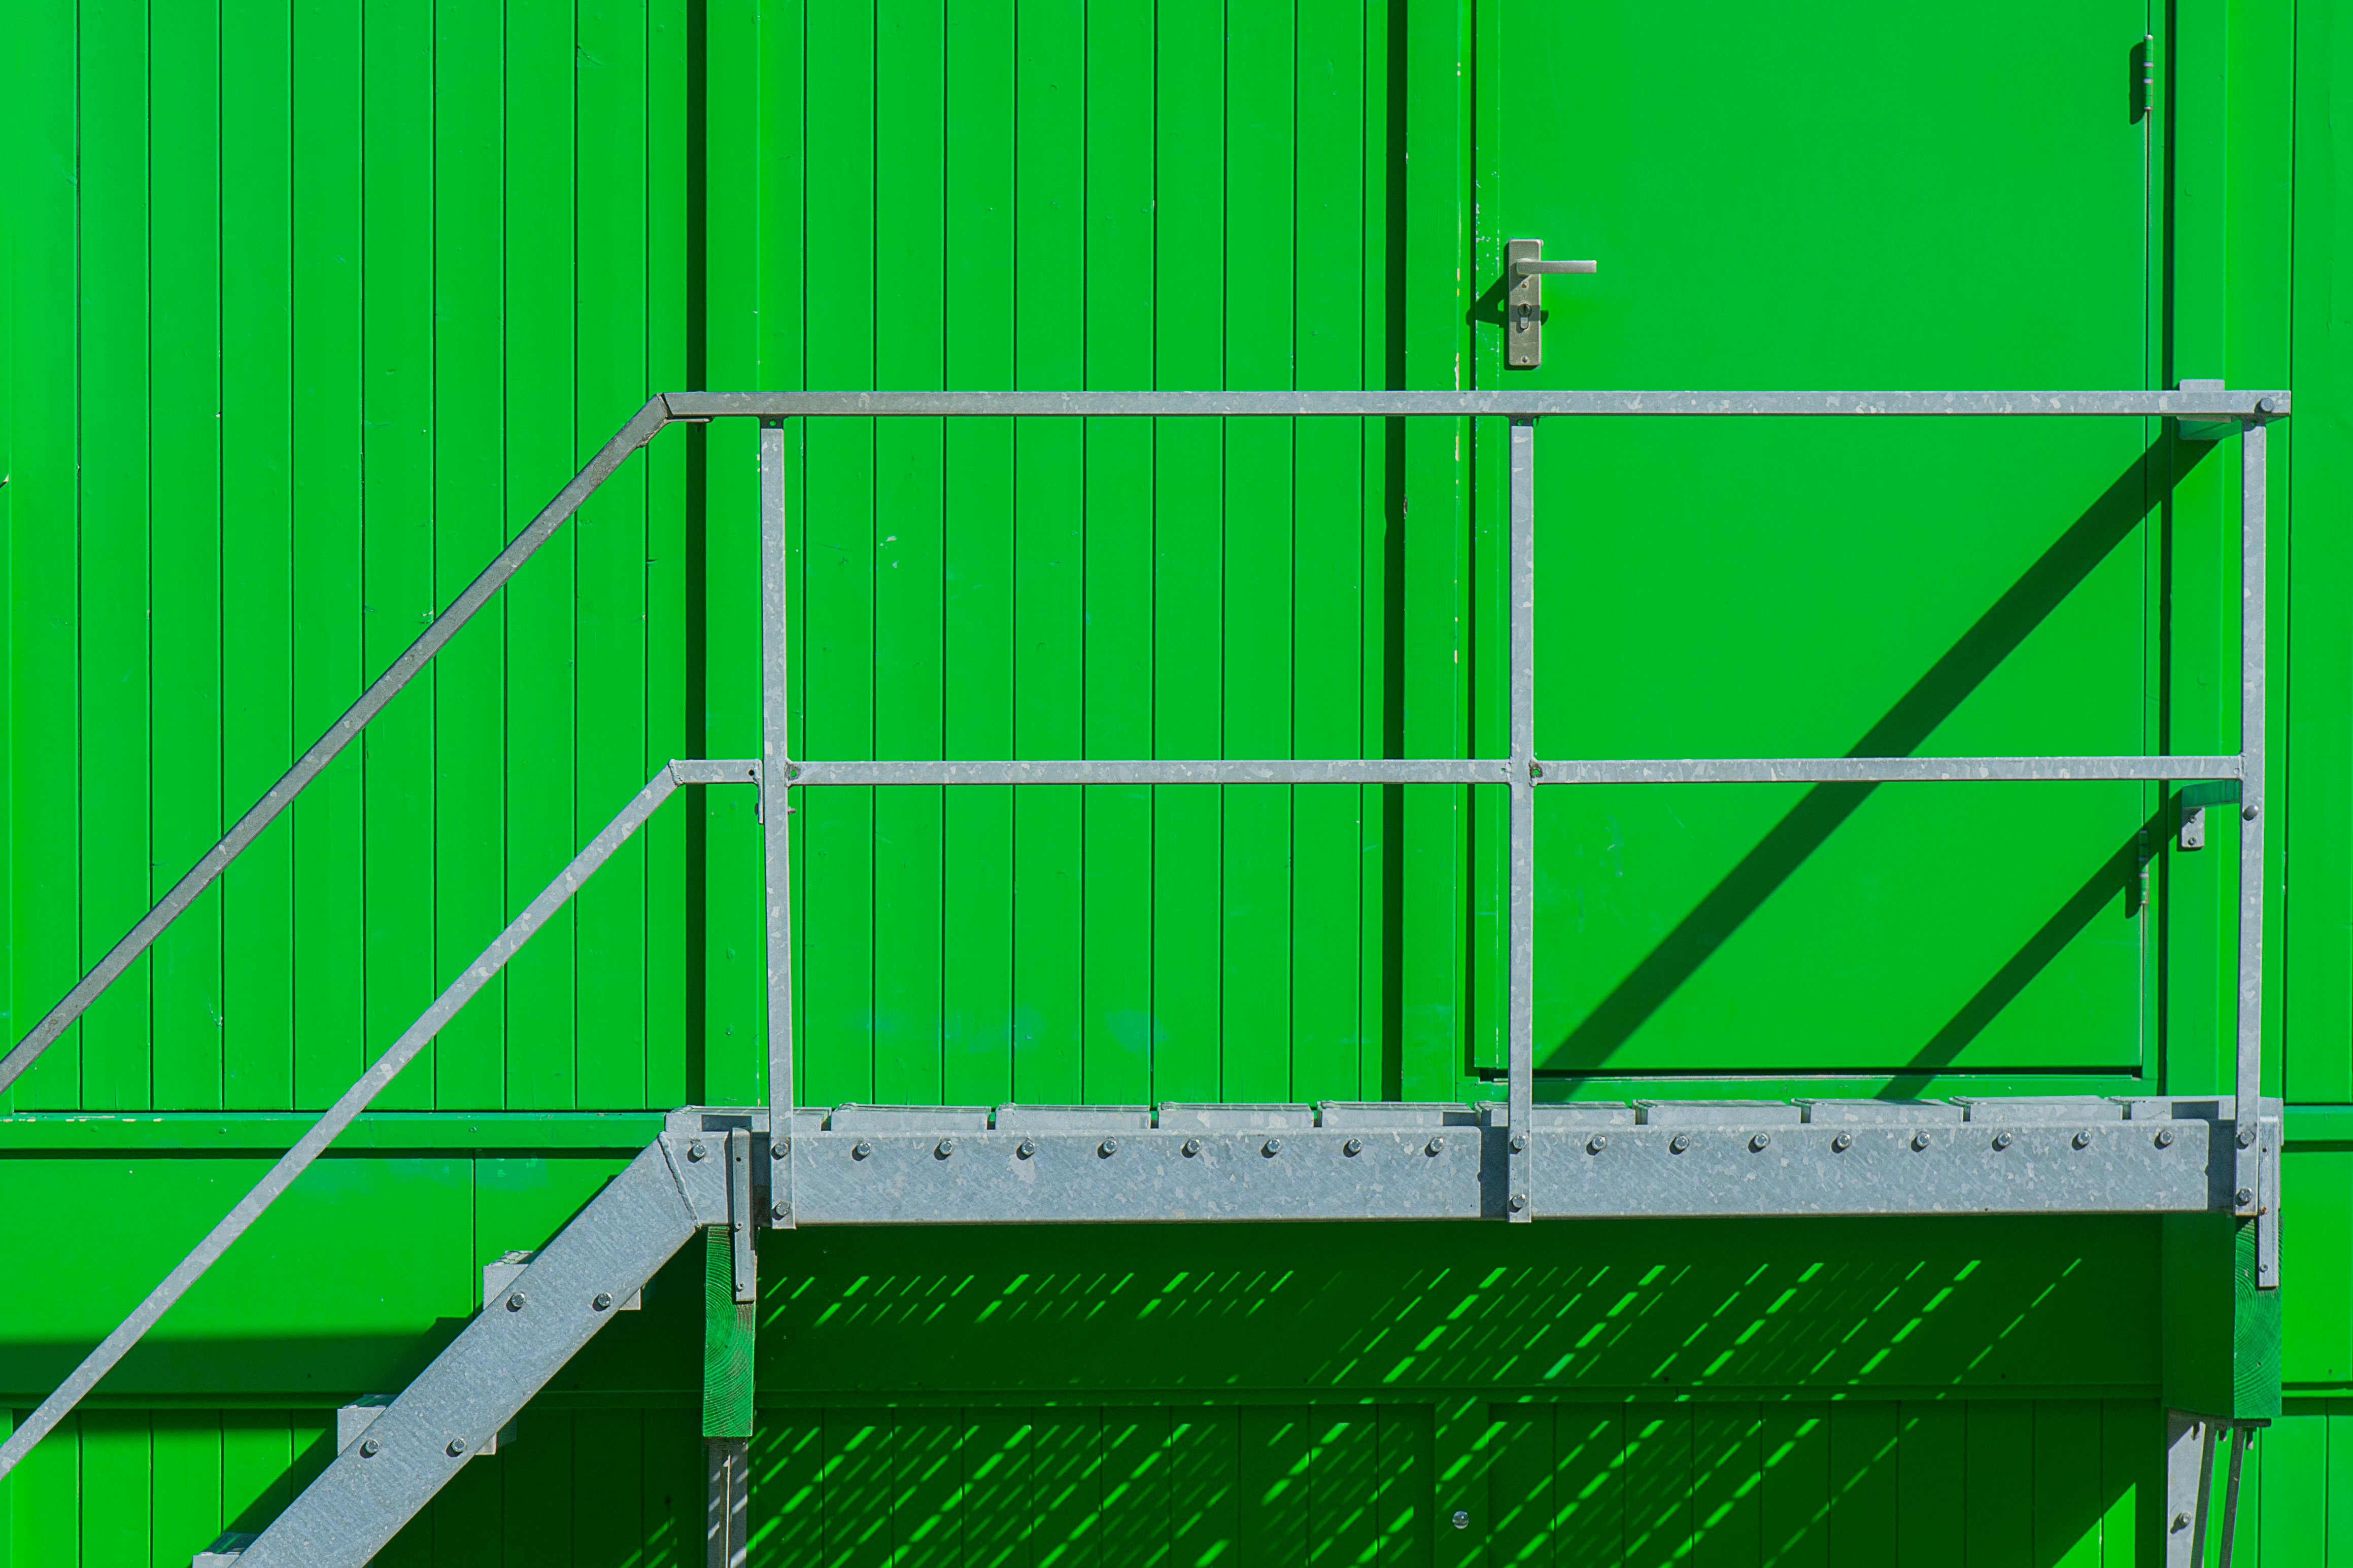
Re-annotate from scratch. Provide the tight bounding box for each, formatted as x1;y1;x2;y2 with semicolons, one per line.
2179;780;2241;852
1505;238;1596;368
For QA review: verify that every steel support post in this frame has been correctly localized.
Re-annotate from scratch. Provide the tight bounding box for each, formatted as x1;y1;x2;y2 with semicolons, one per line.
760;422;797;1228
707;1438;752;1567
2235;419;2267;1243
2164;1410;2216;1568
1507;421;1538;1220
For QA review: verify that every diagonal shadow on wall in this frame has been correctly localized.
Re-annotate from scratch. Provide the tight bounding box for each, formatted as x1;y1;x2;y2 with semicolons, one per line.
1552;435;2198;1068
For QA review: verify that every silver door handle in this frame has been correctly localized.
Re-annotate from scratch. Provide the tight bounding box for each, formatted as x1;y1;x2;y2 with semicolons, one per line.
1505;239;1595;368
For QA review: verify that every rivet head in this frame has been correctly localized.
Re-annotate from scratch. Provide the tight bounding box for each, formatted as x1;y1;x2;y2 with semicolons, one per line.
1181;1137;1202;1157
935;1138;956;1159
505;1292;526;1312
2237;1126;2258;1148
360;1437;382;1457
771;1201;791;1220
772;1137;790;1159
2173;1511;2194;1532
1343;1137;1363;1157
1670;1132;1692;1154
2236;1187;2256;1207
1509;1194;1527;1212
1587;1134;1609;1155
687;1140;708;1162
1262;1137;1282;1157
1426;1136;1446;1156
448;1438;468;1457
2258;395;2280;416
1912;1131;1932;1152
1451;1510;1471;1530
2072;1129;2094;1149
852;1140;873;1160
1100;1138;1119;1157
593;1292;615;1311
1509;1133;1528;1154
1830;1132;1852;1153
2243;803;2259;821
2155;1127;2176;1149
1750;1132;1771;1153
1017;1138;1038;1159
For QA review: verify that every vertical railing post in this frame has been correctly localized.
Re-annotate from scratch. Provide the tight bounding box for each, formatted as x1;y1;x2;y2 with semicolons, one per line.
760;421;797;1227
1507;420;1537;1219
2233;414;2267;1233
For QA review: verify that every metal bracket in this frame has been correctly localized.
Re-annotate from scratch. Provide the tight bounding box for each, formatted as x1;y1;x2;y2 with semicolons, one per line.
1505;238;1597;368
2178;376;2234;442
2179;780;2240;852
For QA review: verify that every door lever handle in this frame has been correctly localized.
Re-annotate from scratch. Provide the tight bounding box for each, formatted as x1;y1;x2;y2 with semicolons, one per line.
1504;239;1595;369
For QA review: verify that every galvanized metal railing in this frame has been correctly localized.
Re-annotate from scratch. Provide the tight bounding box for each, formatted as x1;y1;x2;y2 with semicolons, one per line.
0;385;2286;1487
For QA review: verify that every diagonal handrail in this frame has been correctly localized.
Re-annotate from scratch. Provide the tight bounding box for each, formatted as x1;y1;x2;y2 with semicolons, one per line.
0;397;675;1100
0;758;757;1484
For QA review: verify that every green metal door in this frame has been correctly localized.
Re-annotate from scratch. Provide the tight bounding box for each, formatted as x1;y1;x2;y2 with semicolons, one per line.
1485;2;2162;1076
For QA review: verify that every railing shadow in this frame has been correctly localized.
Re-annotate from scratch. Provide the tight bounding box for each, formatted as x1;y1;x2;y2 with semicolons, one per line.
1551;434;2196;1069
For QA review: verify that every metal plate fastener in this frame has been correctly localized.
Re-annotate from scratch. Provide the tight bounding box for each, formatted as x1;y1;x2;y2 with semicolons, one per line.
1426;1136;1446;1156
2155;1127;2176;1148
2237;1186;2256;1206
360;1437;382;1457
1017;1138;1037;1159
1510;1133;1528;1154
687;1140;708;1162
1992;1130;2014;1150
852;1140;873;1160
772;1137;789;1159
593;1292;614;1311
1509;1194;1527;1212
1099;1137;1119;1157
1671;1132;1693;1154
1182;1137;1202;1157
1343;1137;1363;1156
505;1292;526;1312
935;1138;956;1159
1750;1132;1771;1152
1587;1134;1609;1155
1263;1138;1282;1157
1452;1510;1471;1530
771;1200;790;1220
447;1438;467;1457
2238;1126;2259;1148
1912;1131;1932;1152
2073;1130;2094;1149
1830;1132;1852;1153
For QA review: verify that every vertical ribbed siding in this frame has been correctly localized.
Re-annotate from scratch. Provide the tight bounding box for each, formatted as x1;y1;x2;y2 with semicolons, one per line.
4;0;693;1115
778;3;1405;1111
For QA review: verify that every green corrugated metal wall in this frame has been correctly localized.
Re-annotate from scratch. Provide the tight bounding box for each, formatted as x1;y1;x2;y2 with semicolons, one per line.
7;0;2353;1560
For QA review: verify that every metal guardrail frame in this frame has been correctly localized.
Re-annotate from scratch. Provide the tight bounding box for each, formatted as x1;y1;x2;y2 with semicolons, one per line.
735;387;2282;1246
0;386;2288;1498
